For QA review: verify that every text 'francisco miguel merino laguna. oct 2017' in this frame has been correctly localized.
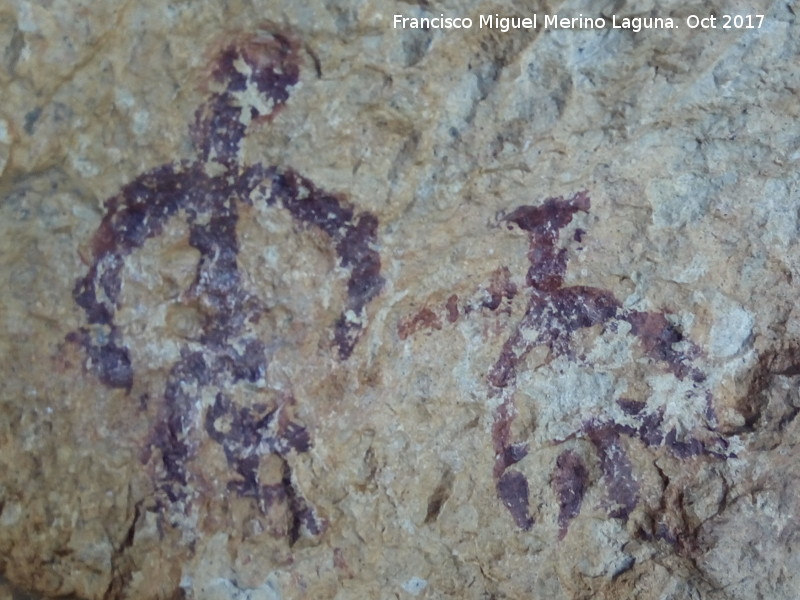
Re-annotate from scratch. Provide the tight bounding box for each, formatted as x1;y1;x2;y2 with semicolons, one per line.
392;13;765;32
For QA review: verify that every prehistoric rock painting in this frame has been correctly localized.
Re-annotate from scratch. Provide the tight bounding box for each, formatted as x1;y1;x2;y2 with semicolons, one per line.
68;29;383;542
488;192;731;535
399;192;732;538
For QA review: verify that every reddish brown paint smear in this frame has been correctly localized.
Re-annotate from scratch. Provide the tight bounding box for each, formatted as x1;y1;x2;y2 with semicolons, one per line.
398;307;442;340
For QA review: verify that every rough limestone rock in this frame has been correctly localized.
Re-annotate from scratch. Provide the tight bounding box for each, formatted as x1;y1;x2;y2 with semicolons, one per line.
1;0;799;598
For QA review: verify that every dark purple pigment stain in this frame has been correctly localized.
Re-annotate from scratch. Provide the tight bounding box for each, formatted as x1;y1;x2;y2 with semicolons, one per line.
617;398;645;416
481;266;518;312
551;451;588;539
445;294;459;323
586;424;639;520
67;30;384;540
497;470;534;530
486;192;732;534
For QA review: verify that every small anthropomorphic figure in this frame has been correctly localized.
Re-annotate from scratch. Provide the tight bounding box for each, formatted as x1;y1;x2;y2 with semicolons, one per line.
69;27;384;543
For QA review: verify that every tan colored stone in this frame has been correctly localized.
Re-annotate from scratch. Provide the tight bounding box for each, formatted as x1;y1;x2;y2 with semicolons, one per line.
2;0;800;598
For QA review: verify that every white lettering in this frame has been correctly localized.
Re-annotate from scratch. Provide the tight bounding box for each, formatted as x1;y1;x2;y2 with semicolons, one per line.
479;15;535;31
613;15;675;31
544;14;605;29
394;14;472;29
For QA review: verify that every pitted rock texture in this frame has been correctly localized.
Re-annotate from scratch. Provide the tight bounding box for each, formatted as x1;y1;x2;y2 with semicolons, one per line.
2;1;800;599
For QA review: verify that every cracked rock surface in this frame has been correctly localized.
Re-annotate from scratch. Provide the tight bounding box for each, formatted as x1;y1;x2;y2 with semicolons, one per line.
1;1;799;598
